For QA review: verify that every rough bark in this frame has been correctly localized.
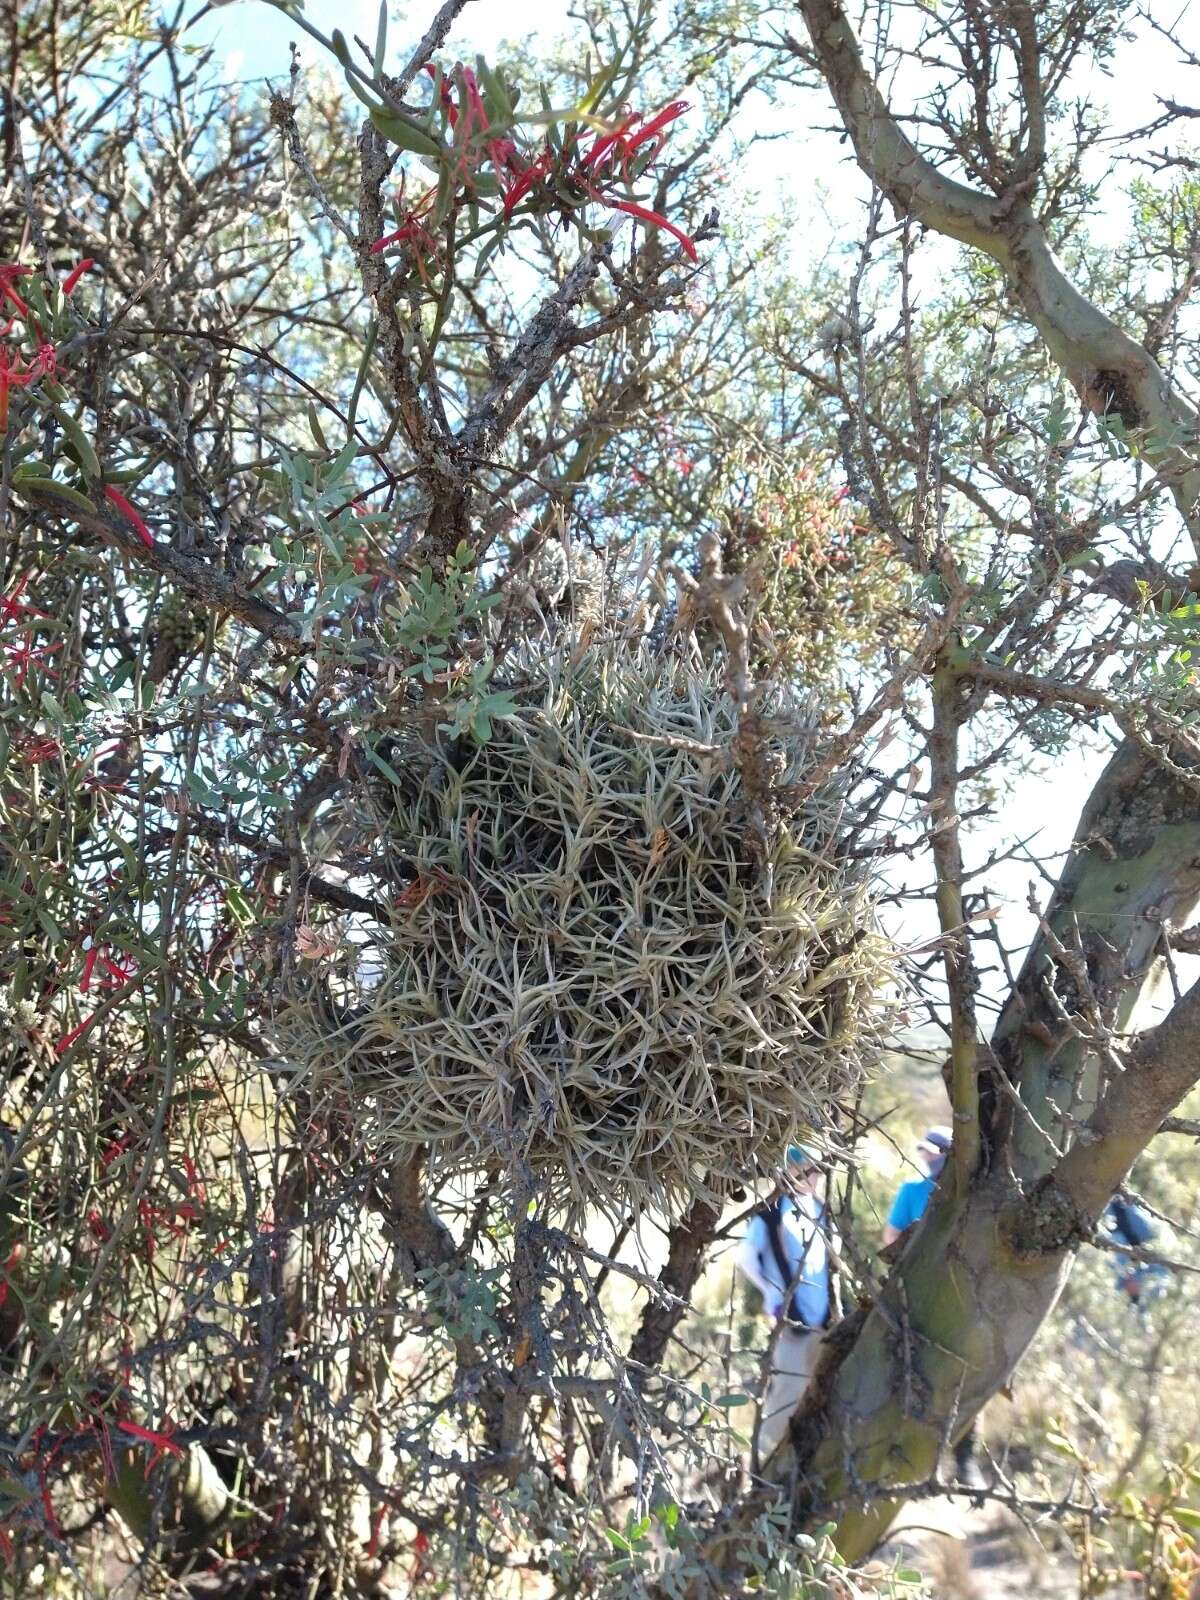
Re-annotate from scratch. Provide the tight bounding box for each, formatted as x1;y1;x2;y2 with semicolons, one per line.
991;739;1200;1181
766;739;1200;1562
627;1197;722;1378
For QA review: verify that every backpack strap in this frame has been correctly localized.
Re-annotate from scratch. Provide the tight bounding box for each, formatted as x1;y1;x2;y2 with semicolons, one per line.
761;1198;810;1327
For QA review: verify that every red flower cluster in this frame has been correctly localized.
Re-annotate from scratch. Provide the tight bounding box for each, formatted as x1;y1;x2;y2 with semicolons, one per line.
79;942;136;993
16;733;61;765
0;341;56;433
0;575;59;690
0;256;94;427
137;1195;202;1259
86;1208;112;1243
0;256;95;321
0;574;47;626
53;940;140;1056
1;634;62;689
502;100;696;258
368;180;441;280
118;1417;185;1476
371;71;696;265
1;259;157;547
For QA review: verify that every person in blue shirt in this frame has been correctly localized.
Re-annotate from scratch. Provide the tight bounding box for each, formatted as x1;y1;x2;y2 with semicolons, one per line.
737;1143;838;1459
1104;1195;1168;1311
882;1125;951;1246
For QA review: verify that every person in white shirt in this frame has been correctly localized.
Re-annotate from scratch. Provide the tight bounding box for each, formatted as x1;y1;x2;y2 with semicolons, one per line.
737;1143;837;1460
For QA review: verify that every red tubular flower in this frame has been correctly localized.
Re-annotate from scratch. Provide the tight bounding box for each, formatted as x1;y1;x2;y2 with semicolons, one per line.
369;213;437;256
0;264;32;319
118;1419;185;1476
366;1503;387;1560
103;484;155;548
370;175;441;265
620;100;689;166
55;1010;99;1056
583;102;688;180
0;345;43;433
486;136;521;178
437;64;490;191
148;1199;200;1239
501;148;554;215
136;1198;158;1260
423;62;458;126
0;575;49;625
100;1135;132;1168
86;1209;111;1243
78;946;100;992
61;259;97;296
2;635;62;690
182;1154;208;1203
18;734;61;765
501;166;539;214
410;1528;431;1583
605;197;697;261
568;101;698;261
583;115;638;176
83;1405;118;1483
79;943;135;996
457;65;487;145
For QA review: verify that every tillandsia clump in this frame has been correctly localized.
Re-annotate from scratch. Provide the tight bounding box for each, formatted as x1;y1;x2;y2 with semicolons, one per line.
282;641;893;1219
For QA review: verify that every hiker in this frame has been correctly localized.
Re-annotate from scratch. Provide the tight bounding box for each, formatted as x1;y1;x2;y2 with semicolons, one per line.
737;1143;837;1460
882;1124;985;1489
882;1124;951;1246
1104;1195;1168;1311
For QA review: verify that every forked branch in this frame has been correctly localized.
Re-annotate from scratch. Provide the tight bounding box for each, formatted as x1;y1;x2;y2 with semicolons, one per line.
792;0;1200;552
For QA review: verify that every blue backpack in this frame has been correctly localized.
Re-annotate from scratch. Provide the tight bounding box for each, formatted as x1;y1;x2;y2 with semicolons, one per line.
1108;1197;1154;1248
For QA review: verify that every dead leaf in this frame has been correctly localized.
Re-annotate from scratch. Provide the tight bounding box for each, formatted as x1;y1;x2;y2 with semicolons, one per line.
966;905;1002;924
647;827;671;869
396;868;456;911
296;924;340;960
337;726;353;779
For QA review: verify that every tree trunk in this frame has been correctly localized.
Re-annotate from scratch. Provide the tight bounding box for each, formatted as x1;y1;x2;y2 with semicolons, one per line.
771;739;1200;1562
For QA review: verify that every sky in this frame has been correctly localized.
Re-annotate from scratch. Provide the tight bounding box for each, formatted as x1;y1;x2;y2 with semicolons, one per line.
181;0;1197;1033
186;0;856;239
196;0;562;69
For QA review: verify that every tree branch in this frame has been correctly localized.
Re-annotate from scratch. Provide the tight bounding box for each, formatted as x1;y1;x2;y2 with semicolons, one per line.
1053;974;1200;1218
792;0;1200;551
16;491;303;649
